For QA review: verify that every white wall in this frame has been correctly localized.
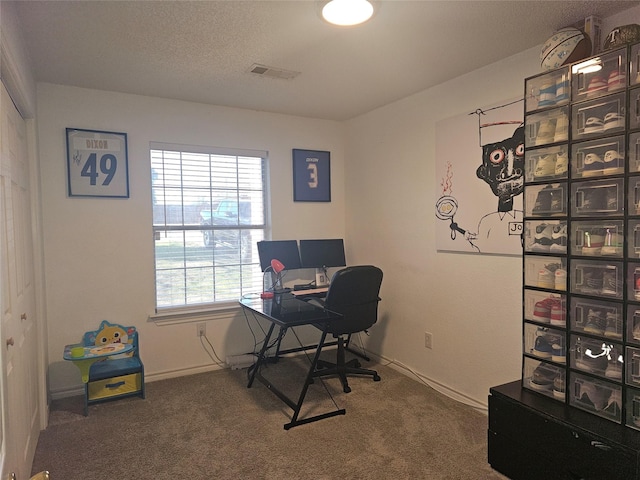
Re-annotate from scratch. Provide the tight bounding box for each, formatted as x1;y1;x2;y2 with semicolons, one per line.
345;5;640;406
38;4;640;405
36;84;346;396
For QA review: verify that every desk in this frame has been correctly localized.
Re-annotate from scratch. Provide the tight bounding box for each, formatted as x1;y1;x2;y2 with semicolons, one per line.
239;294;345;429
63;342;133;382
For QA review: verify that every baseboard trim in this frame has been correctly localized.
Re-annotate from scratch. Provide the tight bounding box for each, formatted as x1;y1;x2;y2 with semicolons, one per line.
145;363;224;383
50;363;225;400
50;352;489;413
374;354;488;413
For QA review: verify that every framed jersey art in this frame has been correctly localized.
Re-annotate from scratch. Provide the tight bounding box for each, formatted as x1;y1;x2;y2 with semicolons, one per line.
66;127;129;198
293;148;331;202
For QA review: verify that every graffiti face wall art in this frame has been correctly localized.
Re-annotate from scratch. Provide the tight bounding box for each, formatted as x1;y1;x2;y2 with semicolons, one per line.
435;98;524;255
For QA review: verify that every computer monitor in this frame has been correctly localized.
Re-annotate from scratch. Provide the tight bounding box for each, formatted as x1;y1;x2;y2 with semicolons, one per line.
299;239;346;269
257;240;302;272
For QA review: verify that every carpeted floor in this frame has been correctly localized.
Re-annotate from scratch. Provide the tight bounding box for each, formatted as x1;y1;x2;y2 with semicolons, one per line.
33;359;507;479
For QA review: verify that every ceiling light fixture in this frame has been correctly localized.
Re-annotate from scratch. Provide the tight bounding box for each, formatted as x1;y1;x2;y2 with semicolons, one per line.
321;0;374;26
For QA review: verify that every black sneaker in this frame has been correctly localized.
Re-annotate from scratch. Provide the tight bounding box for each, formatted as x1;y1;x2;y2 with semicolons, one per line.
579;381;608;410
584;309;606;334
605;187;618;211
581;188;606;211
532;186;553;215
549;186;564;213
575;340;609;374
530;363;559;391
580;268;603;295
553;371;565;399
601;270;620;296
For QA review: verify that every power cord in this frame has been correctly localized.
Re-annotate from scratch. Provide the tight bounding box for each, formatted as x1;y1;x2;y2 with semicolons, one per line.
199;333;225;366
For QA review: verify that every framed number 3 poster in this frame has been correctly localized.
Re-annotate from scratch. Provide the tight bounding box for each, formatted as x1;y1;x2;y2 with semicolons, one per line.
293;148;331;202
66;128;129;198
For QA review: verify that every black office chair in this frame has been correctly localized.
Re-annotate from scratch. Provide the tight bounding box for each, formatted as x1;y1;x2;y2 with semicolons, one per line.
311;265;383;393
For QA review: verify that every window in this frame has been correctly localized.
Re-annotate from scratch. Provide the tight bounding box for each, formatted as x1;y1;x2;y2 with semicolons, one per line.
151;143;266;310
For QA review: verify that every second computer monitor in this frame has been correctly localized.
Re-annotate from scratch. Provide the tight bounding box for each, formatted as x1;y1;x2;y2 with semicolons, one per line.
257;240;302;272
299;239;346;269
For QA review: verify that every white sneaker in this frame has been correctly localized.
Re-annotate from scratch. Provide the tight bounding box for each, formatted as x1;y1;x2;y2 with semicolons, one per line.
584;116;604;134
549;223;567;253
583;153;604;177
604;112;624;131
534;155;557;178
529;224;554;252
554;113;569;142
603;150;624;173
554;151;568;176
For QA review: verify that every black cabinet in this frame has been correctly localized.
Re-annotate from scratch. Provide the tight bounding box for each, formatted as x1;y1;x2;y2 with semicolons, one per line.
489;380;640;479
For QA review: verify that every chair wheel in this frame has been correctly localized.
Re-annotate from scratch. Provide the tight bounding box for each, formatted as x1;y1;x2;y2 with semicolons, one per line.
344;385;352;393
373;374;381;382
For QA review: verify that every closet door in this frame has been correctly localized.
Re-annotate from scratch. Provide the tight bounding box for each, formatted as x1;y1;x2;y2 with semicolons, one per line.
0;82;40;479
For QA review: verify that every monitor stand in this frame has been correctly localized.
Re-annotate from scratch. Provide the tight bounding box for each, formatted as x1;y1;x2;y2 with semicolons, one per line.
315;267;329;287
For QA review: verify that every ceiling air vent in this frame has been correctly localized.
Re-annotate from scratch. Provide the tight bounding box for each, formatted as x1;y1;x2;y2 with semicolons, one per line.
248;63;300;80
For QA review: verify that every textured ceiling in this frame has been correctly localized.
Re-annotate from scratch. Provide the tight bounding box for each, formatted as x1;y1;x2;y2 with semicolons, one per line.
12;0;640;120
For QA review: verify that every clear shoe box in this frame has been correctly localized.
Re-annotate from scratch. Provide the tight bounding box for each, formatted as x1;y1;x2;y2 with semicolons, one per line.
571;178;624;217
626;386;640;430
524;220;566;254
571;297;623;337
571;92;626;140
523;356;564;401
571;135;625;179
628;305;640;347
572;47;627;102
524;289;566;325
630;86;640;130
570;259;623;299
525;67;570;113
628;262;640;302
628;176;640;215
524;107;570;148
525;144;569;182
570;372;622;423
632;42;640;87
627;347;640;389
629;132;640;173
571;220;624;258
525;322;566;363
630;220;640;258
570;335;623;382
524;256;566;290
525;183;567;217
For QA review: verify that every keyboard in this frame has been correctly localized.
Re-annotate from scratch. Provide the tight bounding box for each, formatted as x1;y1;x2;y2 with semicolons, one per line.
291;287;328;297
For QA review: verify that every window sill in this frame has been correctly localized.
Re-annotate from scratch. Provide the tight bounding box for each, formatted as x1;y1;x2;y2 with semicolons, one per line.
149;302;241;325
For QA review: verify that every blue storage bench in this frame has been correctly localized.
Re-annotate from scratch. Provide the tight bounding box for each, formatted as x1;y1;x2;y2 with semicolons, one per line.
81;320;145;415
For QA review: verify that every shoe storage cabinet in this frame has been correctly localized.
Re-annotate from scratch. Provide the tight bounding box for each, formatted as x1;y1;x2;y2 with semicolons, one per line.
490;43;640;479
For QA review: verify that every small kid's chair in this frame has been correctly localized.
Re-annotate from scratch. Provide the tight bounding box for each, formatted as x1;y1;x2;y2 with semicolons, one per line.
81;320;145;415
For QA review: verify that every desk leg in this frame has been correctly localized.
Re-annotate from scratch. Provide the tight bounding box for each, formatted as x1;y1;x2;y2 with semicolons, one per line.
284;329;346;430
247;322;276;388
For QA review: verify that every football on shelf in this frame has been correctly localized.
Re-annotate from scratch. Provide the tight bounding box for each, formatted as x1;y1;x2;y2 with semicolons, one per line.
540;27;592;71
603;24;640;50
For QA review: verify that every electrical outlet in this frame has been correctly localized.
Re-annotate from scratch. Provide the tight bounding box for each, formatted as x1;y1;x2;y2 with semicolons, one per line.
197;323;206;337
424;332;433;349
